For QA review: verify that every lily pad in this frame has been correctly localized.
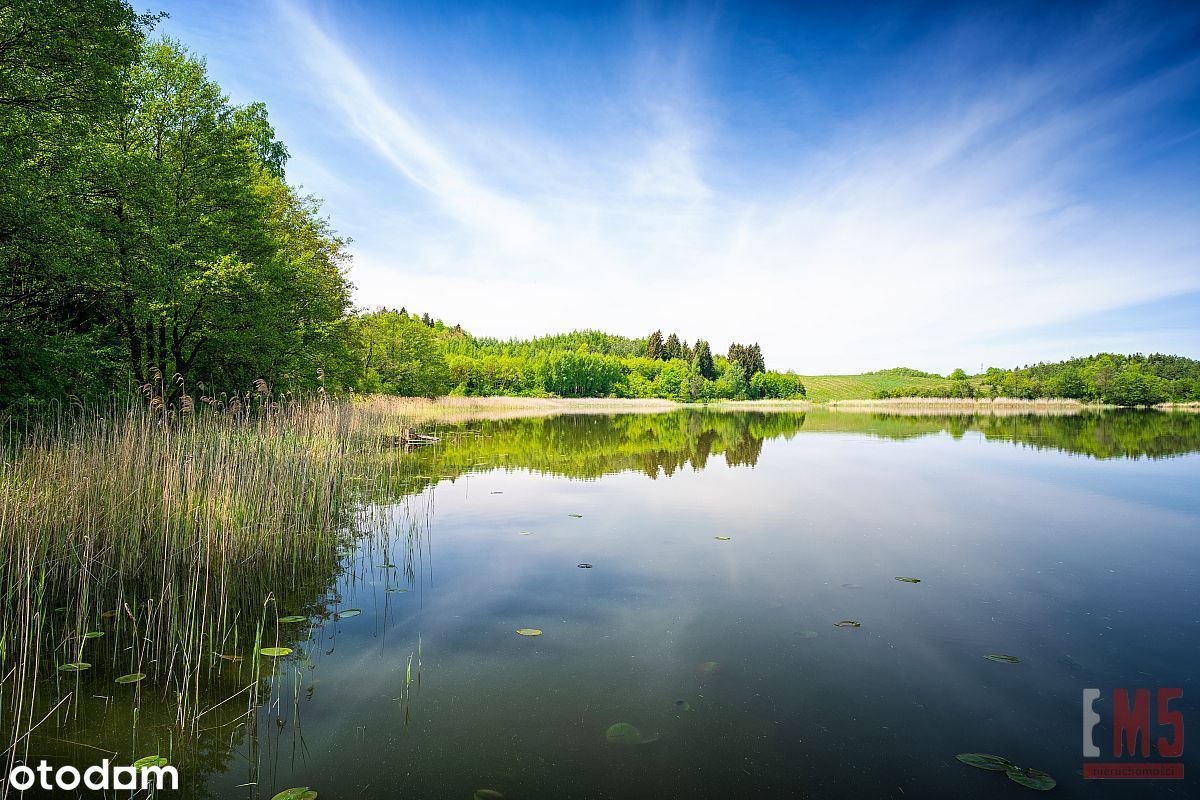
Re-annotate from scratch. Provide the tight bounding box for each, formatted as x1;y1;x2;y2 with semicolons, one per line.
278;616;307;624
377;563;396;569
714;536;731;541
133;756;168;769
984;654;1022;664
675;700;692;711
834;620;862;628
956;753;1017;771
796;630;819;639
101;610;118;619
605;722;643;745
568;514;583;518
216;653;243;662
271;790;318;800
83;631;105;639
259;647;293;657
577;563;593;569
895;576;922;583
386;588;409;593
58;662;91;672
473;791;505;800
518;531;532;536
1006;767;1056;790
515;628;542;636
335;609;361;619
115;673;147;684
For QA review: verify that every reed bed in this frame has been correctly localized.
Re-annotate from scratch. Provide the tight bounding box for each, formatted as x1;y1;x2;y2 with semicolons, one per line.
0;385;423;774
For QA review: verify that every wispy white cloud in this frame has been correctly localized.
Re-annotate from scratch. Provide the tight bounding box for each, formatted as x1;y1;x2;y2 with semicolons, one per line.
271;0;1200;373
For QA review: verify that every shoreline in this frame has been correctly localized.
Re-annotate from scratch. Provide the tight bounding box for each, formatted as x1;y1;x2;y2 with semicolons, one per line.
357;394;1195;422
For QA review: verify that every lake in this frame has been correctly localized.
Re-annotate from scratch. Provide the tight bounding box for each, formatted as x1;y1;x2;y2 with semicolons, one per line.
15;408;1200;798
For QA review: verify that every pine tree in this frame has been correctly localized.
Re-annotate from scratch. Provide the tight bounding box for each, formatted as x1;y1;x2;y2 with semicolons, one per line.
728;342;766;378
693;339;716;380
664;333;682;361
646;329;664;360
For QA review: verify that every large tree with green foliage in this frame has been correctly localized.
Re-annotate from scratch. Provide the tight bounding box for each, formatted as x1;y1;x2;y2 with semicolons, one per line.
355;310;452;397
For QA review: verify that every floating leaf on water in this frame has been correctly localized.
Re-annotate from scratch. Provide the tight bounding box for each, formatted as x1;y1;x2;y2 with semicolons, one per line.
984;654;1021;664
132;756;167;769
473;790;505;800
490;491;504;495
796;630;819;639
841;583;863;590
699;661;719;674
216;653;243;662
335;609;361;619
577;563;593;569
518;531;532;536
568;514;583;518
58;662;91;672
1006;767;1057;791
377;564;396;569
278;616;307;624
605;722;642;745
515;628;542;637
83;631;105;639
714;536;732;541
386;588;409;593
259;647;293;657
271;789;318;800
675;700;692;711
895;576;922;583
834;620;861;628
101;610;118;618
115;673;147;684
955;753;1017;771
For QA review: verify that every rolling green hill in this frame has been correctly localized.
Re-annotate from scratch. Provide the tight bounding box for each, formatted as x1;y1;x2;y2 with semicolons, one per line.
798;369;955;402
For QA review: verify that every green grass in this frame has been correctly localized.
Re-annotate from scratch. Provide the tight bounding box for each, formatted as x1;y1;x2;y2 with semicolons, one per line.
799;371;955;402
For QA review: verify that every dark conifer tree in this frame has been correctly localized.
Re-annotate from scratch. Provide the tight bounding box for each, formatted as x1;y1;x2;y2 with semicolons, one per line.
664;333;682;361
646;330;664;360
693;339;716;379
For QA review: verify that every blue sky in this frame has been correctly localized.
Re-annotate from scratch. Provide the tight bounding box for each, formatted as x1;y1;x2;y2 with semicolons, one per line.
152;0;1200;373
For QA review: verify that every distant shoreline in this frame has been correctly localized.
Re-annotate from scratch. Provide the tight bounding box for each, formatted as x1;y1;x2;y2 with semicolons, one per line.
362;395;1195;422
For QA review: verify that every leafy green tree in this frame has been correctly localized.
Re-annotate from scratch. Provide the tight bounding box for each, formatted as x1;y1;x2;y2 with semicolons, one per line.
0;0;154;405
948;368;968;380
750;371;805;399
87;40;352;398
356;310;451;397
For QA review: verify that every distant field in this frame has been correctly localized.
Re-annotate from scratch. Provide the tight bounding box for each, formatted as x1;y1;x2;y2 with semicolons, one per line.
799;372;954;402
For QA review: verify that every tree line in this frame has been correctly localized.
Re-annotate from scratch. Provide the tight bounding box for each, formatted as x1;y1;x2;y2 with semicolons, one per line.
872;354;1200;405
353;310;807;401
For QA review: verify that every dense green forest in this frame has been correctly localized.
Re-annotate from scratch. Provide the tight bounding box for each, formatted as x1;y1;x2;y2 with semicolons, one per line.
873;354;1200;405
355;308;806;401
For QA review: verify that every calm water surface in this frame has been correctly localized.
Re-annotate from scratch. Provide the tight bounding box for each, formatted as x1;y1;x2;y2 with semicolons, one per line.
33;410;1200;798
